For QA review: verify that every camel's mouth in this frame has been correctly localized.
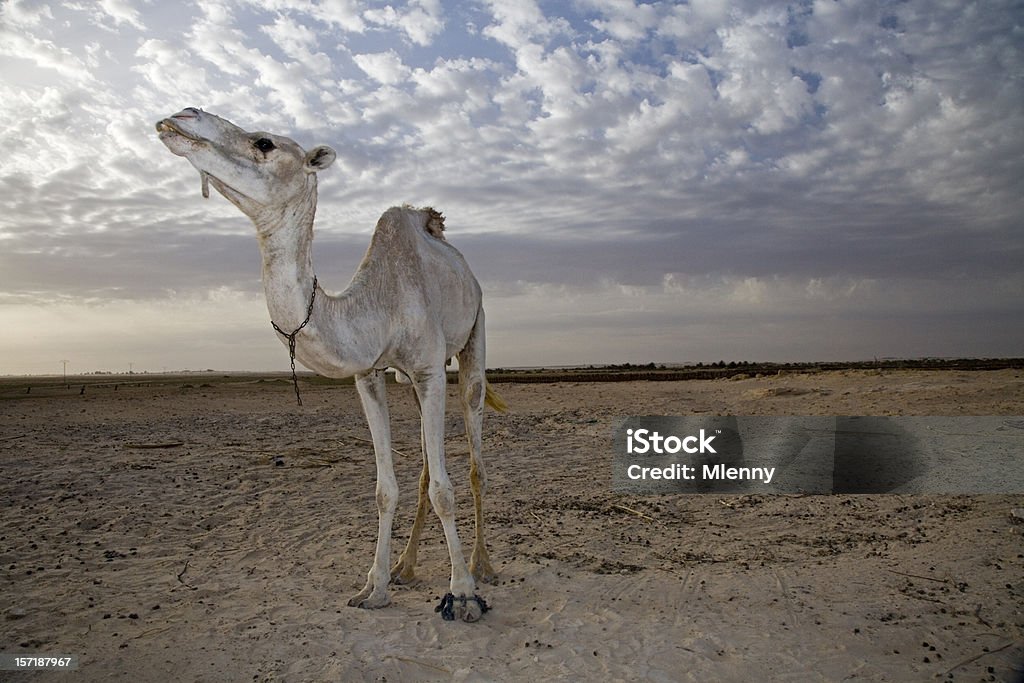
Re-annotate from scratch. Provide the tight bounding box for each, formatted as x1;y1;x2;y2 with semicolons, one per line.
156;118;205;143
156;117;217;198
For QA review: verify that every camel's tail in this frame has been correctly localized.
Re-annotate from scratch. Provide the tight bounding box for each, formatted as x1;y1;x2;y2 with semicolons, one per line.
484;382;508;413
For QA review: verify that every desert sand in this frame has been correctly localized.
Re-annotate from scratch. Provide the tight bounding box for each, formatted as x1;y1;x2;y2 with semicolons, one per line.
1;368;1022;681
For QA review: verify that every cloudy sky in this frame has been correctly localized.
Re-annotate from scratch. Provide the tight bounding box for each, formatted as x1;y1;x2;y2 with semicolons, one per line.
1;0;1022;375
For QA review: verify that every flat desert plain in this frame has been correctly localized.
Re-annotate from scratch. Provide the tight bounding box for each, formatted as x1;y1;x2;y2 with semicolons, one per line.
1;368;1023;681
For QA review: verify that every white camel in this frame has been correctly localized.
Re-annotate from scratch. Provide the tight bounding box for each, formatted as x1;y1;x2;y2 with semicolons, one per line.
156;107;503;622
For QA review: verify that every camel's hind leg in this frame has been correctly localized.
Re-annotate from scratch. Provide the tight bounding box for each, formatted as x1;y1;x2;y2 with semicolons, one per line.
390;393;430;585
459;309;497;584
412;368;484;621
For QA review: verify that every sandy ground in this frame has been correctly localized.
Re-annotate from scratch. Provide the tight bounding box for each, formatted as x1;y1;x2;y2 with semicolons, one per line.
1;369;1023;682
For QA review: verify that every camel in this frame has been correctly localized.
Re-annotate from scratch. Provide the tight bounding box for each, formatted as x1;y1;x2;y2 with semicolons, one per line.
155;107;503;622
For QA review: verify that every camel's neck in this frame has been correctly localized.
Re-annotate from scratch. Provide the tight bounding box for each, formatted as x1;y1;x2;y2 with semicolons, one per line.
247;179;386;377
252;179;321;333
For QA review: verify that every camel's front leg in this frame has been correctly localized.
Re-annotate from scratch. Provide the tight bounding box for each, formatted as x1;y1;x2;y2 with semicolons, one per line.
348;370;397;609
414;371;486;622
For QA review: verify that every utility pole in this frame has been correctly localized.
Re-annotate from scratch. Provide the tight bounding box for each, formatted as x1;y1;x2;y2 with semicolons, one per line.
61;359;69;387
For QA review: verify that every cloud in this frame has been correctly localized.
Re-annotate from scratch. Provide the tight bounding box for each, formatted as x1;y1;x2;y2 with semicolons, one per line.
580;0;659;42
353;49;410;85
305;0;366;34
97;0;146;30
1;0;54;28
364;0;445;46
481;0;570;48
261;13;322;61
0;0;1022;372
134;39;220;104
0;29;97;83
713;9;815;135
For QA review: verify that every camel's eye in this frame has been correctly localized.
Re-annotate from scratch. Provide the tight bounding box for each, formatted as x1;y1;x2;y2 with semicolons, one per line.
254;138;275;153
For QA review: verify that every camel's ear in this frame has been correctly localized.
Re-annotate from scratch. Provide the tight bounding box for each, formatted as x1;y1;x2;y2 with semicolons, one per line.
304;145;336;172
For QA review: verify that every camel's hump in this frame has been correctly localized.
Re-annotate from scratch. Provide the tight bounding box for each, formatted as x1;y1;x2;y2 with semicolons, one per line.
421;206;446;240
388;204;446;241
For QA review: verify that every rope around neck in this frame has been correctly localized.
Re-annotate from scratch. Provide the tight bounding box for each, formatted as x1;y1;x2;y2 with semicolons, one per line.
270;276;317;406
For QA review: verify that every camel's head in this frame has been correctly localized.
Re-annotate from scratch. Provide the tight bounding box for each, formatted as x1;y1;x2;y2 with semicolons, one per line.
156;108;336;216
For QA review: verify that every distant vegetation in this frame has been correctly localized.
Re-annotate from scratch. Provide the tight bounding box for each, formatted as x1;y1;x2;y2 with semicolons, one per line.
482;358;1024;384
2;358;1021;398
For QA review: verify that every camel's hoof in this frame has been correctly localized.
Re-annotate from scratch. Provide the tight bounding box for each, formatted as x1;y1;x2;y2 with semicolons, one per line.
390;562;417;585
348;592;391;609
435;593;489;623
471;562;498;585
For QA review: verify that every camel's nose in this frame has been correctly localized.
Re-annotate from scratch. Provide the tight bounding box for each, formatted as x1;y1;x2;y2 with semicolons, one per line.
171;107;202;120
